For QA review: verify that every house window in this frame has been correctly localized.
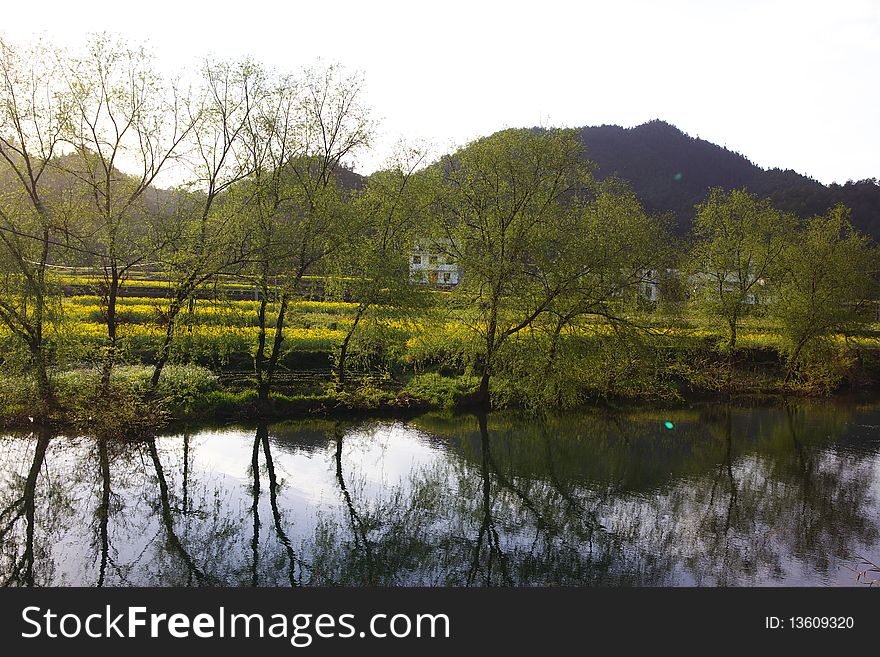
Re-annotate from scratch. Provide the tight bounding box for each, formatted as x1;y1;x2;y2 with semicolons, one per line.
443;272;451;283
412;255;421;264
429;255;439;265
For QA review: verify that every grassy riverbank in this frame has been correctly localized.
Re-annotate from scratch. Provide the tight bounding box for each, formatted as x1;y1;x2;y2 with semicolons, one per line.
1;341;878;434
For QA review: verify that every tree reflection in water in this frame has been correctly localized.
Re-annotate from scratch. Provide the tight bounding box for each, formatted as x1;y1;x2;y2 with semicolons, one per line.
0;427;51;586
0;401;879;586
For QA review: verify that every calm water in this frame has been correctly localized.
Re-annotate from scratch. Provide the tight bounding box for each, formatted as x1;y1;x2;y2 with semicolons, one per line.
2;401;880;586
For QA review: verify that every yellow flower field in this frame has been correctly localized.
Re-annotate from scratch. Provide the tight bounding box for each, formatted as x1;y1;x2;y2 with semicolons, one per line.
5;288;880;366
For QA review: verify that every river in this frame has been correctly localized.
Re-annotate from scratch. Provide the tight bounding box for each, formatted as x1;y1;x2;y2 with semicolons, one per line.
2;399;879;586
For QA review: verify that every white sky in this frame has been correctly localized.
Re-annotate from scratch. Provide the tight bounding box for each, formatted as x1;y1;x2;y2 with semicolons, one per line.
2;0;878;184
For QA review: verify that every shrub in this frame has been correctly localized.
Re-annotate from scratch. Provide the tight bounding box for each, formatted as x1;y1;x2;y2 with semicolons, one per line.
404;373;480;409
785;341;856;394
49;364;218;433
153;364;220;413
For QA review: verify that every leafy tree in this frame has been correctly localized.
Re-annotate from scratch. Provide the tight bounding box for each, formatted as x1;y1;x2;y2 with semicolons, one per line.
430;128;593;407
772;205;877;383
516;179;670;407
689;188;795;351
148;59;259;389
60;35;193;390
326;145;430;383
239;62;373;404
0;36;73;407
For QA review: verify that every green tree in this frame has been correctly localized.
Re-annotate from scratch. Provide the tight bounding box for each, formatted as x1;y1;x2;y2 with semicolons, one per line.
689;188;795;351
240;63;373;405
772;205;877;383
0;36;73;407
60;35;193;390
326;145;430;384
520;179;670;406
148;59;259;389
431;128;594;407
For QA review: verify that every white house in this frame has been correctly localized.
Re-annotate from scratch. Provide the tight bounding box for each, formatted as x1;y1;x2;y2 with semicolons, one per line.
409;240;459;286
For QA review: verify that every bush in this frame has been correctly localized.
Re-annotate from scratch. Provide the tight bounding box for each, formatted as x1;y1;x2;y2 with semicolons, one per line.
0;373;40;424
494;330;682;410
0;364;221;434
51;367;166;438
785;342;856;394
153;364;220;413
189;389;259;419
332;375;397;410
404;373;480;409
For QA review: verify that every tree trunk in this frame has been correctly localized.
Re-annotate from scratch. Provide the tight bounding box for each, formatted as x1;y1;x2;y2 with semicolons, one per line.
150;297;184;389
783;335;811;385
31;345;54;411
474;367;492;409
336;335;351;386
336;308;364;385
32;227;53;408
261;293;289;405
541;317;567;381
254;279;270;403
101;268;120;393
724;315;738;392
472;300;499;409
728;315;738;352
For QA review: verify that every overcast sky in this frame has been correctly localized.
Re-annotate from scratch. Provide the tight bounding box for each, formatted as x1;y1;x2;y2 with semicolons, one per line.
2;0;878;184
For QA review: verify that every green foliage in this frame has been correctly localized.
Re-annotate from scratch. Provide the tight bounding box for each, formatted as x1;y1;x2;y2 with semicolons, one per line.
3;34;880;424
0;372;40;423
782;342;857;393
54;363;216;404
0;364;218;431
330;318;407;378
428;128;596;402
324;147;430;382
771;205;877;381
331;375;397;410
689;188;796;351
188;389;338;420
190;389;259;418
402;310;482;374
151;364;221;412
493;327;680;411
404;373;480;409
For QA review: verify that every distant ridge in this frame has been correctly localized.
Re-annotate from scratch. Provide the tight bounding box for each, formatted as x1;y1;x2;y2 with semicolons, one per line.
576;120;880;238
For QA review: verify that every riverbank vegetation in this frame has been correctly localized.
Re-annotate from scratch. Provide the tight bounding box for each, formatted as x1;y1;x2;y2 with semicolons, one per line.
1;35;878;433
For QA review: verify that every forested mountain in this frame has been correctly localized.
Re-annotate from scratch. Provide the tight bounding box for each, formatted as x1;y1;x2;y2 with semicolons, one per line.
577;120;880;237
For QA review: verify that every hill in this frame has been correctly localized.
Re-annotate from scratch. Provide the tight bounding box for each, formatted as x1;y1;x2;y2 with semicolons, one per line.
577;120;880;237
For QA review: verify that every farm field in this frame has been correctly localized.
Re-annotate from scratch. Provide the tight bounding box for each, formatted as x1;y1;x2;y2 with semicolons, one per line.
44;284;880;364
5;268;880;380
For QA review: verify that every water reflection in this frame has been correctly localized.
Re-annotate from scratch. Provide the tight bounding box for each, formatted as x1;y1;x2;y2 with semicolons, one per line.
0;427;50;586
1;401;879;586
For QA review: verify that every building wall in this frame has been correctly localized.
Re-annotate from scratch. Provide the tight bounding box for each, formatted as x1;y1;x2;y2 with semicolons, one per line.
409;241;459;286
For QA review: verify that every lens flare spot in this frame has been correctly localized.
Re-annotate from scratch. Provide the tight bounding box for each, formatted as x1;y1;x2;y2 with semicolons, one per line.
673;172;682;182
664;421;674;429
